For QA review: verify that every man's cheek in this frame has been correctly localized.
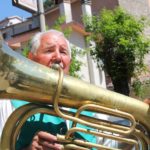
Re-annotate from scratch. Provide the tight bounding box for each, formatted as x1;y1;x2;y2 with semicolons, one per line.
64;57;71;65
64;65;70;74
37;56;50;64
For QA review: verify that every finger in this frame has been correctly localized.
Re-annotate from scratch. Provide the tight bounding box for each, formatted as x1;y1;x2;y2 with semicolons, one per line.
37;131;57;142
28;140;43;150
39;140;64;150
28;134;43;150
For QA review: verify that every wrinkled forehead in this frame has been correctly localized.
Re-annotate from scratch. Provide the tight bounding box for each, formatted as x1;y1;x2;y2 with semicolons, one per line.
39;32;71;58
42;32;65;40
41;32;67;45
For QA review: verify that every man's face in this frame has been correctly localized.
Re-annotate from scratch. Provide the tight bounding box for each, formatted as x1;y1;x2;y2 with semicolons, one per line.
29;32;71;74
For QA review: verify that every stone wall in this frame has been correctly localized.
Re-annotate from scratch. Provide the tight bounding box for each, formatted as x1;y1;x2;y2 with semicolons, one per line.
118;0;150;18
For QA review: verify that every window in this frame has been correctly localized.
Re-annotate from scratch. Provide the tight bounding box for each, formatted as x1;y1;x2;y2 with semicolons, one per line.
3;33;7;40
29;24;32;30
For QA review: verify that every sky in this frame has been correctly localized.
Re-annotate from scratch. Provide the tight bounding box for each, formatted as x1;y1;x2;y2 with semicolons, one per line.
0;0;32;21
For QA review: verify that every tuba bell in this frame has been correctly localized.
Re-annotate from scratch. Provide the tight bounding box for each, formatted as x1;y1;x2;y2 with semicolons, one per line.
0;36;150;150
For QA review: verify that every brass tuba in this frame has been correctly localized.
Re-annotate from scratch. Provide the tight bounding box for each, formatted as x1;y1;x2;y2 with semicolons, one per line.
0;37;150;150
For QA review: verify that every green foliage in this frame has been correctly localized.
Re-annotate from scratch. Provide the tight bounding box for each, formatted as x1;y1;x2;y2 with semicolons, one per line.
132;79;150;99
69;46;83;78
53;16;72;38
44;0;55;10
22;42;30;57
84;7;150;95
132;80;144;98
53;16;65;30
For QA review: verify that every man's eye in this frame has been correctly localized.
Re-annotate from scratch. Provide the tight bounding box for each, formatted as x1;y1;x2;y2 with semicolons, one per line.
61;51;66;54
44;50;53;53
61;50;68;55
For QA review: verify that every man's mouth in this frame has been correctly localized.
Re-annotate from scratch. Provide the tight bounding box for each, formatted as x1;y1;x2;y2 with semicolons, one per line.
60;63;64;69
50;63;64;70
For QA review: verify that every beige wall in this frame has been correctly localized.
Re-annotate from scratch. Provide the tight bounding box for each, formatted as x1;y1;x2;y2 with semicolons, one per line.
68;30;90;81
118;0;150;18
45;9;60;28
71;0;82;23
92;0;118;14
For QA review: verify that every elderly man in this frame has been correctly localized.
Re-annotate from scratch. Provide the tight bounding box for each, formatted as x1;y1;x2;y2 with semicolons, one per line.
14;30;72;150
22;30;71;150
0;30;70;150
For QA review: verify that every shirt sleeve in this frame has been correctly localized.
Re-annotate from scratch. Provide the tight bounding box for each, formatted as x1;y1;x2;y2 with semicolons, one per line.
0;100;15;137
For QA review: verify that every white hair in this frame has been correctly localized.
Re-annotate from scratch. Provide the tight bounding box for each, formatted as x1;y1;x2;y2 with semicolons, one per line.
30;29;71;58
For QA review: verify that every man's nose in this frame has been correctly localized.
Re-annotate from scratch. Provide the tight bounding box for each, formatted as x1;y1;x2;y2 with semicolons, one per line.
53;50;61;61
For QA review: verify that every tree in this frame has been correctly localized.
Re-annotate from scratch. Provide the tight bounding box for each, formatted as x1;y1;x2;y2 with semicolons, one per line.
69;46;83;78
84;7;150;96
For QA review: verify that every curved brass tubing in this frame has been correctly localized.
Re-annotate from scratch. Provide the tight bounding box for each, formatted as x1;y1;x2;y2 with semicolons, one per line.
0;41;150;149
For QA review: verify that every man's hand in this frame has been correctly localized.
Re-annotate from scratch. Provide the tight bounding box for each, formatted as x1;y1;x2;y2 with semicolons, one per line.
23;131;63;150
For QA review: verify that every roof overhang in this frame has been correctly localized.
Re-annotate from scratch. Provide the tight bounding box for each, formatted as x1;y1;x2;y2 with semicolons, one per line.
7;28;39;46
62;21;90;36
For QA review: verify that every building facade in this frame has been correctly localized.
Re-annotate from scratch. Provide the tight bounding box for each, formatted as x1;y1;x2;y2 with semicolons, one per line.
0;0;119;88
